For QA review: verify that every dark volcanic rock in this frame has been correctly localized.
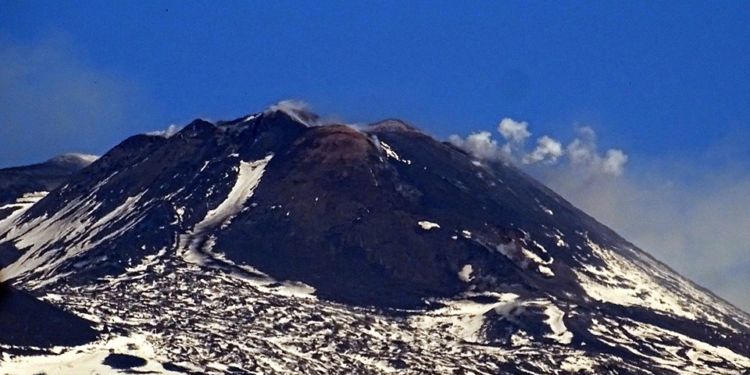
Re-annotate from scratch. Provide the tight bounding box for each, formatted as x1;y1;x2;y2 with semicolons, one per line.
0;282;98;348
103;353;148;369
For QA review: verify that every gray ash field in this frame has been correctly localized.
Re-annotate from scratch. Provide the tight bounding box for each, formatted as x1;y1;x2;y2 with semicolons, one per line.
1;105;749;374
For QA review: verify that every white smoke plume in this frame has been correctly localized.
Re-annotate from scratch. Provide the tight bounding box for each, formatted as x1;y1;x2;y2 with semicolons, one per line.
147;124;181;138
265;99;331;127
448;118;627;176
601;149;628;176
523;135;563;165
266;99;311;118
447;132;501;160
565;126;628;176
497;118;531;161
498;118;531;144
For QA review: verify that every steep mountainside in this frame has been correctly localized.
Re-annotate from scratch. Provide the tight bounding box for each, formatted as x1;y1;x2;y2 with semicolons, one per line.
1;106;749;374
0;153;97;219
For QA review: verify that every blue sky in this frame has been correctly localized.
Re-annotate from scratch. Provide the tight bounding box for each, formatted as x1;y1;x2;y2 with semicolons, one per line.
2;2;750;310
3;1;748;165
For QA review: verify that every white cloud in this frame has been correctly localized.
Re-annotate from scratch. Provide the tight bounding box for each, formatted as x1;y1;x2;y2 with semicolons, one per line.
565;126;628;176
448;132;501;160
600;149;628;176
523;135;563;165
497;118;531;144
449;120;626;175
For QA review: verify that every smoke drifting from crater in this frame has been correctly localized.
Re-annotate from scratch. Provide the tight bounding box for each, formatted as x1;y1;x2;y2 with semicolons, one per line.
448;118;627;176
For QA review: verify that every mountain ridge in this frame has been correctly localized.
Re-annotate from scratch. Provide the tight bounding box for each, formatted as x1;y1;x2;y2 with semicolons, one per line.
1;105;749;374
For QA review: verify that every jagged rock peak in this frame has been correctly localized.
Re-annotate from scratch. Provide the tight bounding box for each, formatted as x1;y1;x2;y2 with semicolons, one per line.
192;102;424;141
176;119;217;139
213;101;323;136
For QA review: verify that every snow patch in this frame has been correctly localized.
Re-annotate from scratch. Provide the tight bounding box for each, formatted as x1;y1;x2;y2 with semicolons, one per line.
411;293;519;343
180;155;272;265
418;221;440;230
174;155;315;298
546;229;568;248
571;236;740;328
0;332;182;375
458;264;474;282
2;184;148;287
0;192;48;233
538;265;555;277
510;331;533;347
379;141;412;165
495;239;555;277
194;155;272;233
588;316;750;371
543;303;573;344
48;153;99;166
17;191;49;204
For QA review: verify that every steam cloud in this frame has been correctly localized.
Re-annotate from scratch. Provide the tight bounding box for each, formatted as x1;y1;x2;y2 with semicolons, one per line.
266;99;329;127
524;136;564;165
267;99;311;117
147;124;182;138
497;118;531;144
448;118;628;176
565;127;628;176
447;132;501;161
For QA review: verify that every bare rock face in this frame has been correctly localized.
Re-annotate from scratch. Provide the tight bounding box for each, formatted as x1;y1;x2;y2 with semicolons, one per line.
0;106;749;374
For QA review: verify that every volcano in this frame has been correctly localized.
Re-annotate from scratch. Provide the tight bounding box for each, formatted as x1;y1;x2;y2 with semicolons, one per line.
1;104;749;374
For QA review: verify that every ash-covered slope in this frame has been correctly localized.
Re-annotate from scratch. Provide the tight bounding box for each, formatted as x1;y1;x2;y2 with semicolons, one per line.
1;106;749;374
0;153;98;270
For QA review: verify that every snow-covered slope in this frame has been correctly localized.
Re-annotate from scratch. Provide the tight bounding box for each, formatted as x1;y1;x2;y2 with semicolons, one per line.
1;105;748;374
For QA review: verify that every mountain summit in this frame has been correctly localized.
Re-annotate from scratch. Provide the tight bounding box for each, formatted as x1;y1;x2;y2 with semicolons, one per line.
1;104;749;374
